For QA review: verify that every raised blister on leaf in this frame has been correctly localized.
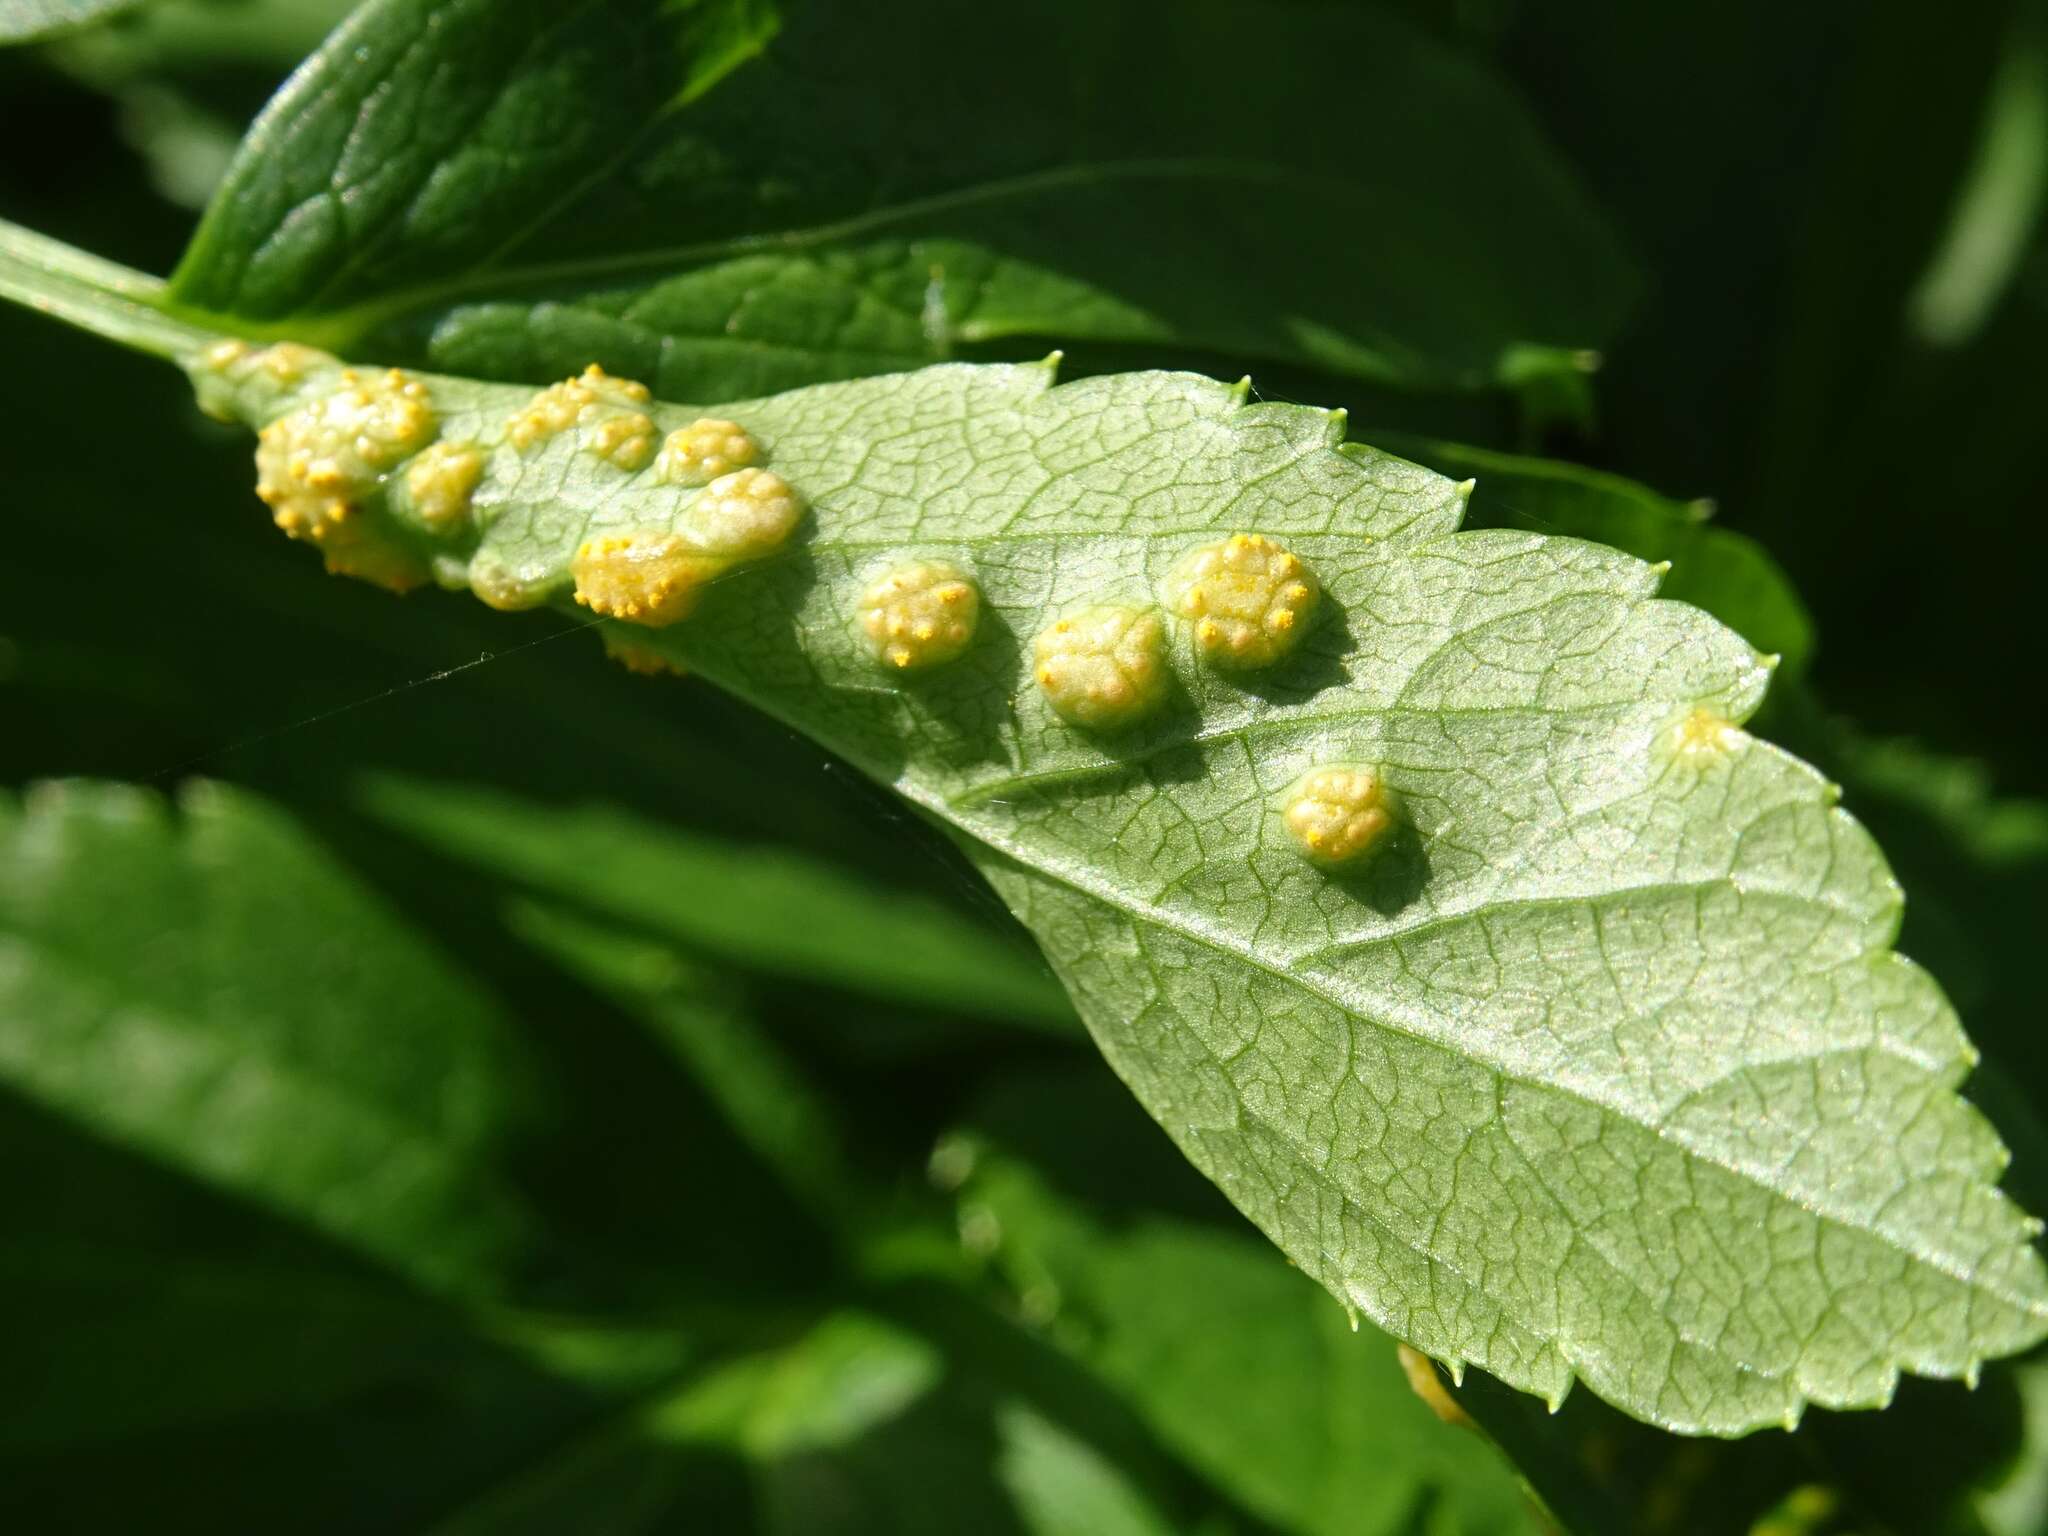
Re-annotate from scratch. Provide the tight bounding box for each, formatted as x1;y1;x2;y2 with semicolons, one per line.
252;366;437;590
403;441;485;531
1033;604;1170;729
683;467;804;557
1167;533;1321;669
656;417;760;484
600;627;689;678
588;412;657;470
857;561;980;670
506;363;655;458
1282;764;1393;865
572;530;707;627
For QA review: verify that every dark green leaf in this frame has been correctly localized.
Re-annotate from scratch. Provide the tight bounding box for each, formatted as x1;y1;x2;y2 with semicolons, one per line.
357;773;1072;1027
1378;434;1817;680
0;777;535;1298
163;0;1636;398
945;1071;1543;1536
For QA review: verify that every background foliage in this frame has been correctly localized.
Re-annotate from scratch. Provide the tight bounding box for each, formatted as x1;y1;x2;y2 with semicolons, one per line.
3;0;2047;1530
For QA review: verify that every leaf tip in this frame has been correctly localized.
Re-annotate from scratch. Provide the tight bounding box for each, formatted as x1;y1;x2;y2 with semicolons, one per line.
1229;374;1254;405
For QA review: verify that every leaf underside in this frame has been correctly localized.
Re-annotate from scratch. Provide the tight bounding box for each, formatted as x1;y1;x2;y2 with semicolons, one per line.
191;345;2048;1435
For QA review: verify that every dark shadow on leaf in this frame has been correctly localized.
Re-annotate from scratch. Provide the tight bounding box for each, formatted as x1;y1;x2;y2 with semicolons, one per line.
1329;816;1432;918
1205;585;1358;707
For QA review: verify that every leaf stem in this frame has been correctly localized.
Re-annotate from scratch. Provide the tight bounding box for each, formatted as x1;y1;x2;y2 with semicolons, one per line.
0;217;222;360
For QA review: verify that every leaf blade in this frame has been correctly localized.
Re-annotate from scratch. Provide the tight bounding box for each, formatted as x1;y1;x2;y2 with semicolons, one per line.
165;338;2048;1432
163;0;1637;397
0;778;536;1298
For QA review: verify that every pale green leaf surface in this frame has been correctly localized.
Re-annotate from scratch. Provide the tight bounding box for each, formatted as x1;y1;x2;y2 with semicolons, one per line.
163;0;1636;398
175;341;2048;1435
0;778;535;1297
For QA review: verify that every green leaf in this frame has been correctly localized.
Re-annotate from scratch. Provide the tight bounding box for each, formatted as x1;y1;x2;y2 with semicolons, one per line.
0;777;536;1298
944;1070;1544;1536
0;216;214;358
432;1304;1212;1536
0;0;147;44
1378;434;1818;681
161;333;2048;1437
356;773;1072;1028
1978;1353;2048;1536
161;0;1636;398
0;1102;698;1528
993;1401;1181;1536
499;899;864;1231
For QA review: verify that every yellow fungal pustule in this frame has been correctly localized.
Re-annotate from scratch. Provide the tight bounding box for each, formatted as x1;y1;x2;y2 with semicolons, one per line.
248;341;328;387
253;367;438;591
1282;765;1394;866
506;363;656;464
656;417;760;484
1672;706;1744;757
683;467;805;557
1033;604;1170;729
857;561;981;670
192;340;339;421
589;412;657;470
1167;533;1320;669
404;441;485;531
601;628;690;678
571;530;708;627
200;337;250;372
